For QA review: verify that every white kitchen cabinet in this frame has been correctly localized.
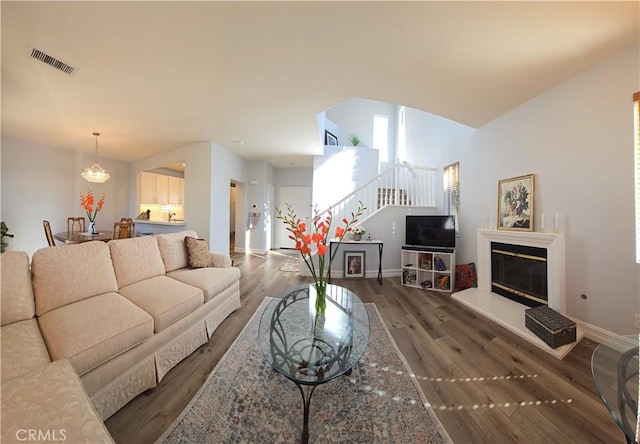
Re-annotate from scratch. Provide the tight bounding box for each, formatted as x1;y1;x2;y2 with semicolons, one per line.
139;172;184;206
168;176;183;205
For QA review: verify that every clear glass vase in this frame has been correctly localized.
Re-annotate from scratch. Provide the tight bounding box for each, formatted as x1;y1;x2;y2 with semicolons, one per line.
88;221;97;234
314;281;327;314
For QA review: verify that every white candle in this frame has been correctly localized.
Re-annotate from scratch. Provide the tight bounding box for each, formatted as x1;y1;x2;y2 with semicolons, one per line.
541;213;545;231
554;213;559;231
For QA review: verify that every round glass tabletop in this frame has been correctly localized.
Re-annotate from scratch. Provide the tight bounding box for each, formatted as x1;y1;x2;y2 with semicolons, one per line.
258;283;370;386
591;334;639;443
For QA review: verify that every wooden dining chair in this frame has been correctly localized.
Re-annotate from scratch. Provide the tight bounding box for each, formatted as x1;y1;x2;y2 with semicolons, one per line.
67;217;86;234
112;221;135;240
43;220;55;247
120;217;134;223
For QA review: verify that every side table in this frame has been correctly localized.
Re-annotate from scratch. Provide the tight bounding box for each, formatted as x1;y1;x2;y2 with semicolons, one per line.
328;239;383;284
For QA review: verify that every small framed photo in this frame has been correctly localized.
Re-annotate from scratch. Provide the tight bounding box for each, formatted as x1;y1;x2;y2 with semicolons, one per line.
325;130;338;146
497;173;535;231
344;251;365;278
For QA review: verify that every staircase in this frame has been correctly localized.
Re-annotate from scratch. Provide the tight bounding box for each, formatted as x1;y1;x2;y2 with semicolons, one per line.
377;187;410;207
319;163;438;226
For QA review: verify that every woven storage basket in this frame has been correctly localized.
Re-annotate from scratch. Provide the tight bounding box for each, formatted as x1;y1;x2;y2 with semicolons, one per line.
524;305;576;348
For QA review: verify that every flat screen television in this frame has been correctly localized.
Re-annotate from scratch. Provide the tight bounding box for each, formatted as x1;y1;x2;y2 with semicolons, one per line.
405;215;456;249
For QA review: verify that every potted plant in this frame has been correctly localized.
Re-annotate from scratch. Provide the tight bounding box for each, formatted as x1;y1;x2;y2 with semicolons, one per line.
352;225;366;241
350;134;361;146
1;221;14;253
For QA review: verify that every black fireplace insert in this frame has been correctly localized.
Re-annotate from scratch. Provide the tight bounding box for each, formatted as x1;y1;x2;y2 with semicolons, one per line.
491;242;548;307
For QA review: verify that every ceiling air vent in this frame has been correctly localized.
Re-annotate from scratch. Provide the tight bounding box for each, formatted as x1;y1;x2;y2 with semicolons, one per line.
30;48;76;75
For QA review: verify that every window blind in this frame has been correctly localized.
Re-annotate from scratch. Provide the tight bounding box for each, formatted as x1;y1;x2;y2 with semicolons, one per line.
444;162;460;236
634;92;640;262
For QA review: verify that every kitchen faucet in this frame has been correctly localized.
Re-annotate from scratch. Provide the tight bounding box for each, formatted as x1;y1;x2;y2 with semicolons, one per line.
168;212;176;222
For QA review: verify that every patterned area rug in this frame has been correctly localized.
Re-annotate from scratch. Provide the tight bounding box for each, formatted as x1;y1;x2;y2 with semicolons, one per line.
157;299;452;444
279;259;299;273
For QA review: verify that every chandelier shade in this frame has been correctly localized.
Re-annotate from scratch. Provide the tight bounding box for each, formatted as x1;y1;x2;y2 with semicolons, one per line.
81;132;110;183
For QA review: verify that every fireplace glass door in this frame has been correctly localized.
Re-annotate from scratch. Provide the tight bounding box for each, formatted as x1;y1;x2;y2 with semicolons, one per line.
491;242;548;307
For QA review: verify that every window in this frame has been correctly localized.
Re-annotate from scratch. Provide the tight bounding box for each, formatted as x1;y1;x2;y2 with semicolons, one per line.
373;114;389;163
444;162;460;236
634;92;640;262
397;106;406;161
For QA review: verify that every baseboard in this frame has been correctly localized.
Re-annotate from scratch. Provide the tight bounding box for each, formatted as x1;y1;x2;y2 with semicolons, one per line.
571;318;617;343
322;268;401;279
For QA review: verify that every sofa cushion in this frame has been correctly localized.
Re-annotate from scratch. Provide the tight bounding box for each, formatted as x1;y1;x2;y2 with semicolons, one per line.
1;359;114;444
155;230;198;272
32;242;118;316
168;267;241;303
109;236;166;288
185;236;213;268
1;319;51;385
211;252;233;268
37;292;154;376
118;276;204;332
1;251;36;326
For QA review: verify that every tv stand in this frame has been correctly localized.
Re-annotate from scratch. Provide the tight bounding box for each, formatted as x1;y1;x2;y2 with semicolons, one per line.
401;247;455;292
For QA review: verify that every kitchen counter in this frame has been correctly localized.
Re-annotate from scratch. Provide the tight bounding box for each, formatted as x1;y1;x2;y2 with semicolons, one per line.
134;220;186;236
135;220;185;226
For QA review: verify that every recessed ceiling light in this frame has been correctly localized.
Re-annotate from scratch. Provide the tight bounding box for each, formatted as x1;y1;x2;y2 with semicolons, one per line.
232;140;244;145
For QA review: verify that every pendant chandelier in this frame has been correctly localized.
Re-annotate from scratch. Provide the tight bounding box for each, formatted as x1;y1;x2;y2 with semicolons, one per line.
81;132;110;183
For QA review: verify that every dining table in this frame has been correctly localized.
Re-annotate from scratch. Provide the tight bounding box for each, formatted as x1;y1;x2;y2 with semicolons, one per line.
54;230;112;244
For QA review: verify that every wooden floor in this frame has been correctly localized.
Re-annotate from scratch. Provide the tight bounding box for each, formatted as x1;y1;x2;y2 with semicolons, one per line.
106;250;624;443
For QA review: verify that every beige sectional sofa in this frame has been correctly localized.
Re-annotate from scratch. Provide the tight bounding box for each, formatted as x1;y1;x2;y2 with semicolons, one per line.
1;230;241;443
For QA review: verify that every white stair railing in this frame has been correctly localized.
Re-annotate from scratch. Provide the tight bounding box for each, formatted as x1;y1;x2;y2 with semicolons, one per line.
319;163;438;227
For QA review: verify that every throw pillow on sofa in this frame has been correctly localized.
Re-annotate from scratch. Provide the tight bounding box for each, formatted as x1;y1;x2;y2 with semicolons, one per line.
185;236;213;268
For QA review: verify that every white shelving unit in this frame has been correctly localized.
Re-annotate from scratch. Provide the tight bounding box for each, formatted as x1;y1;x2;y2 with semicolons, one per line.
401;247;455;292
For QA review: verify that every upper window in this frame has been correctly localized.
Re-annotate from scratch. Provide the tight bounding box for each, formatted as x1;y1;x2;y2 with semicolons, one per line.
373;114;389;163
444;162;460;236
634;92;639;262
397;106;406;162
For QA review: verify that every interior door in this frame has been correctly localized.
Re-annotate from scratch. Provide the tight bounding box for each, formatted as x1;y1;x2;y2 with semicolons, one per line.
277;187;312;249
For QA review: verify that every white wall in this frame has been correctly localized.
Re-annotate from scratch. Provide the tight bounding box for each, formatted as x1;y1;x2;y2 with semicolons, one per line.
129;140;247;253
244;160;274;254
210;142;247;253
129;141;213;243
312;146;379;210
326;97;396;165
445;45;640;335
274;167;313;189
1;137;129;257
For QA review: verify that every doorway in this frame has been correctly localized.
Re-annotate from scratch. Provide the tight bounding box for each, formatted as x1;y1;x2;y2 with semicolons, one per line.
229;182;237;253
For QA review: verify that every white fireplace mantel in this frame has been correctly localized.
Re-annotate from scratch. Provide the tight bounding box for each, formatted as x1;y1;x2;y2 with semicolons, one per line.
453;229;582;359
476;229;566;313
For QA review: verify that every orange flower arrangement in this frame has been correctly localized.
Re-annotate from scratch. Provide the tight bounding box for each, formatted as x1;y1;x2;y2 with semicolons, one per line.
277;201;365;313
80;190;106;222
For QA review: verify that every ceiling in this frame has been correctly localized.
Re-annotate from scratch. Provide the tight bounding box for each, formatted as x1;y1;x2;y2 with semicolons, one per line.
2;1;638;168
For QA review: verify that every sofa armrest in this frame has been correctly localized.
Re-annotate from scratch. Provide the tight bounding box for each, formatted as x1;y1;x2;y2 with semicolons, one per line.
210;253;232;268
1;359;114;443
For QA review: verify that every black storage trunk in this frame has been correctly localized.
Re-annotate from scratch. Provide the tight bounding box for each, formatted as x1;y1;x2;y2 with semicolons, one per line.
524;305;576;348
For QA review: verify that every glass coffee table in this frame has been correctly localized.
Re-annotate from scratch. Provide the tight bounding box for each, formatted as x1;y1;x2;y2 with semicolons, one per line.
591;334;639;444
258;283;370;444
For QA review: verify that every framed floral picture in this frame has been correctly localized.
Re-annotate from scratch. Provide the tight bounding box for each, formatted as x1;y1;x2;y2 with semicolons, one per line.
497;174;534;231
344;251;365;278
